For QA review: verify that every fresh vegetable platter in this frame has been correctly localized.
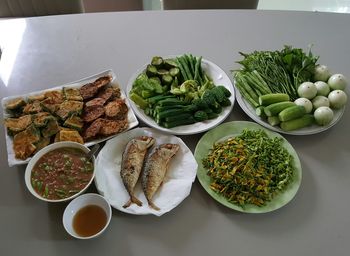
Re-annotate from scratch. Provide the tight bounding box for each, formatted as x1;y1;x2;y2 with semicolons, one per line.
126;54;235;135
233;46;347;135
195;121;302;213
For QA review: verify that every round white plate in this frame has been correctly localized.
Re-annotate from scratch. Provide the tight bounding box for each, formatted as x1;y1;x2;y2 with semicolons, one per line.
94;127;198;216
126;57;235;135
235;86;346;135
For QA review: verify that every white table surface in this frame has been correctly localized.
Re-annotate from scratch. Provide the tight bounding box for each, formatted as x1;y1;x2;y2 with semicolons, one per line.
0;10;349;256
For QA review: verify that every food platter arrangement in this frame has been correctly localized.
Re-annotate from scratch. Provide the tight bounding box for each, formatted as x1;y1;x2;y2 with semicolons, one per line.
1;48;348;238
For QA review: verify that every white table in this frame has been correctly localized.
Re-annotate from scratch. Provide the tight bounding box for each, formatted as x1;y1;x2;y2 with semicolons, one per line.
0;10;349;256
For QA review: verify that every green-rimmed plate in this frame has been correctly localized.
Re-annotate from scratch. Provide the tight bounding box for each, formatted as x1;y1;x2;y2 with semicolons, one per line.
194;121;302;213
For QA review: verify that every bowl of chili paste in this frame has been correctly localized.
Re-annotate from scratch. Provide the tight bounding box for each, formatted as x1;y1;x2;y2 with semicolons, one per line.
25;141;95;202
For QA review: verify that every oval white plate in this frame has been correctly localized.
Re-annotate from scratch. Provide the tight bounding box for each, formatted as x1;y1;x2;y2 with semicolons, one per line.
94;127;198;216
126;57;235;135
235;85;346;135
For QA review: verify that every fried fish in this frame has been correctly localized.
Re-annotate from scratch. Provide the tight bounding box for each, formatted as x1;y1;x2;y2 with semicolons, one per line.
120;136;155;208
142;143;180;211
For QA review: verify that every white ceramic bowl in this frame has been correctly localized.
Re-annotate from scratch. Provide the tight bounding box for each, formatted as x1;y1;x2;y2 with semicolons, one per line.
63;193;112;239
24;141;96;203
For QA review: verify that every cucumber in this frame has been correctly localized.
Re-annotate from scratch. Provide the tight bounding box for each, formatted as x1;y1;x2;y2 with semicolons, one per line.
255;106;266;118
267;116;280;126
130;93;148;109
280;114;314;131
151;56;163;67
278;105;306;122
146;65;158;77
259;93;290;106
162;116;195;128
264;101;295;117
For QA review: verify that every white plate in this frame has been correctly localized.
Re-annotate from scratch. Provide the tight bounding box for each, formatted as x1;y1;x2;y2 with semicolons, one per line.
94;127;198;216
1;70;139;167
126;57;235;135
235;85;346;135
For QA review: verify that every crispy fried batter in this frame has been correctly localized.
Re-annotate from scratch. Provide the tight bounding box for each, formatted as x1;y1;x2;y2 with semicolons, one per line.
99;118;128;136
41;119;60;138
34;137;50;153
85;97;106;107
13;125;41;160
63;87;83;101
83;118;103;141
44;90;64;104
97;87;114;101
32;112;54;128
40;98;59;114
5;98;26;110
5;115;32;135
58;130;84;144
83;105;105;122
55;100;84;120
80;83;98;100
104;99;128;119
27;94;46;102
23;101;42;114
94;75;113;89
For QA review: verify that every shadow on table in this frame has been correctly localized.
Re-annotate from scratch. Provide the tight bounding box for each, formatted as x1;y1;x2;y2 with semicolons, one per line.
108;180;213;252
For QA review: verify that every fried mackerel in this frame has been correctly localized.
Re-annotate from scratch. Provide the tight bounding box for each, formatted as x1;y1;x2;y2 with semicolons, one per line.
142;144;180;211
120;136;155;208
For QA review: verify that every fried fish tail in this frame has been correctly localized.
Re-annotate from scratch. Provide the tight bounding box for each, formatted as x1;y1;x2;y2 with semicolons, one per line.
123;195;143;208
147;200;160;211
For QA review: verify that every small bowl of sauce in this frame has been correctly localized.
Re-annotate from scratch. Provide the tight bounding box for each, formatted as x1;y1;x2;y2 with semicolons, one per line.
63;193;112;239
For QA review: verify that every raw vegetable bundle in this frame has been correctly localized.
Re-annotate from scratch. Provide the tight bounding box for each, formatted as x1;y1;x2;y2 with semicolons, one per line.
234;45;319;105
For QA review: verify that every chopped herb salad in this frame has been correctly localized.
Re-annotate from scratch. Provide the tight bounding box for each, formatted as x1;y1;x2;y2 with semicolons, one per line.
202;129;295;207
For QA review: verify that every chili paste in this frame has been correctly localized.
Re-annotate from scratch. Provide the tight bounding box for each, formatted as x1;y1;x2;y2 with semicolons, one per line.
31;147;94;200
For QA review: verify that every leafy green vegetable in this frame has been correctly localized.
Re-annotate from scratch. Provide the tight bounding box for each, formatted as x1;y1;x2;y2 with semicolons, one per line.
130;54;232;128
202;129;294;207
234;45;318;102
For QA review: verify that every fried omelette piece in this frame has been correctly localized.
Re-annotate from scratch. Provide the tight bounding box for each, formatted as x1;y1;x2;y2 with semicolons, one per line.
41;119;60;138
57;130;84;144
5;115;32;135
44;90;64;104
32;112;54;128
55;100;83;120
63;87;83;101
5;98;26;110
121;136;155;208
40;98;60;114
142;144;180;211
13;124;41;160
27;94;46;102
34;137;50;153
